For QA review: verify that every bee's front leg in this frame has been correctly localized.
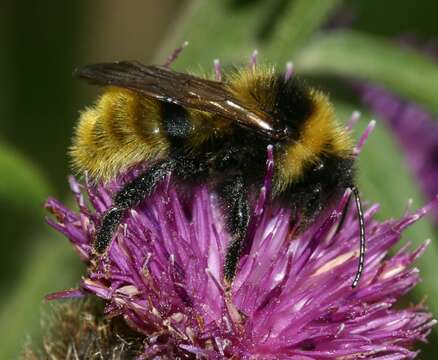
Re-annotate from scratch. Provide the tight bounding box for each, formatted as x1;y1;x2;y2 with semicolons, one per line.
93;159;176;254
218;175;250;288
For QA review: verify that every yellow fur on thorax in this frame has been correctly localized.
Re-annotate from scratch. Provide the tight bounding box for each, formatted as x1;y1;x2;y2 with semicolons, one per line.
275;90;353;193
185;66;276;149
227;65;277;115
187;110;234;148
70;87;169;182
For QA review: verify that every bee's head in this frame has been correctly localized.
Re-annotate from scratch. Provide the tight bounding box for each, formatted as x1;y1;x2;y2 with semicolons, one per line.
270;74;317;141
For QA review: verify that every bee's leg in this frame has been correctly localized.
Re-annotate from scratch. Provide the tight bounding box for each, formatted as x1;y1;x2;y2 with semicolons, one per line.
218;175;250;287
94;159;176;254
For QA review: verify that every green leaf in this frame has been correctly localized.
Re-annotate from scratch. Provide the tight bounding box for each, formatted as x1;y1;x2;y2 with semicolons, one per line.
154;0;270;70
155;0;342;70
264;0;342;62
0;142;52;210
296;31;438;115
335;101;438;314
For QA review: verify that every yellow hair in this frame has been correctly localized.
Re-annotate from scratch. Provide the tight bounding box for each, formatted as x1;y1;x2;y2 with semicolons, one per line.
275;90;353;193
70;87;169;182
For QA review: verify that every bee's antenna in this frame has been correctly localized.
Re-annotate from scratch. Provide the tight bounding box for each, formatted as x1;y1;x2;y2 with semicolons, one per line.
213;59;222;81
351;186;365;288
163;41;189;68
284;61;294;81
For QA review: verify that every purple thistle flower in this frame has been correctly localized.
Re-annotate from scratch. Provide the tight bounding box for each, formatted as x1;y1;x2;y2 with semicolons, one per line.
356;40;438;224
45;140;436;359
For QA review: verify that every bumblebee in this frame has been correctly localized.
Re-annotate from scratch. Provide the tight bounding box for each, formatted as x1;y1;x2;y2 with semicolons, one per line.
72;60;365;287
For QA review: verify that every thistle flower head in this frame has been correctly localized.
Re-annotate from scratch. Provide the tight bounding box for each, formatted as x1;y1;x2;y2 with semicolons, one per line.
45;142;436;359
22;299;143;360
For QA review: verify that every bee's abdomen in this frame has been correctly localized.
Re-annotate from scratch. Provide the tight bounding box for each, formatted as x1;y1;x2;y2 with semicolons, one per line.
70;87;169;182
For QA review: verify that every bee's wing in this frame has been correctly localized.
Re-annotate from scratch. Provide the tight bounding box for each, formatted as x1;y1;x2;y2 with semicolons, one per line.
76;61;280;139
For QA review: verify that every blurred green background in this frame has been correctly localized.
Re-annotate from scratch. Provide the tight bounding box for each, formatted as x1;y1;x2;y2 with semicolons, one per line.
1;0;438;358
